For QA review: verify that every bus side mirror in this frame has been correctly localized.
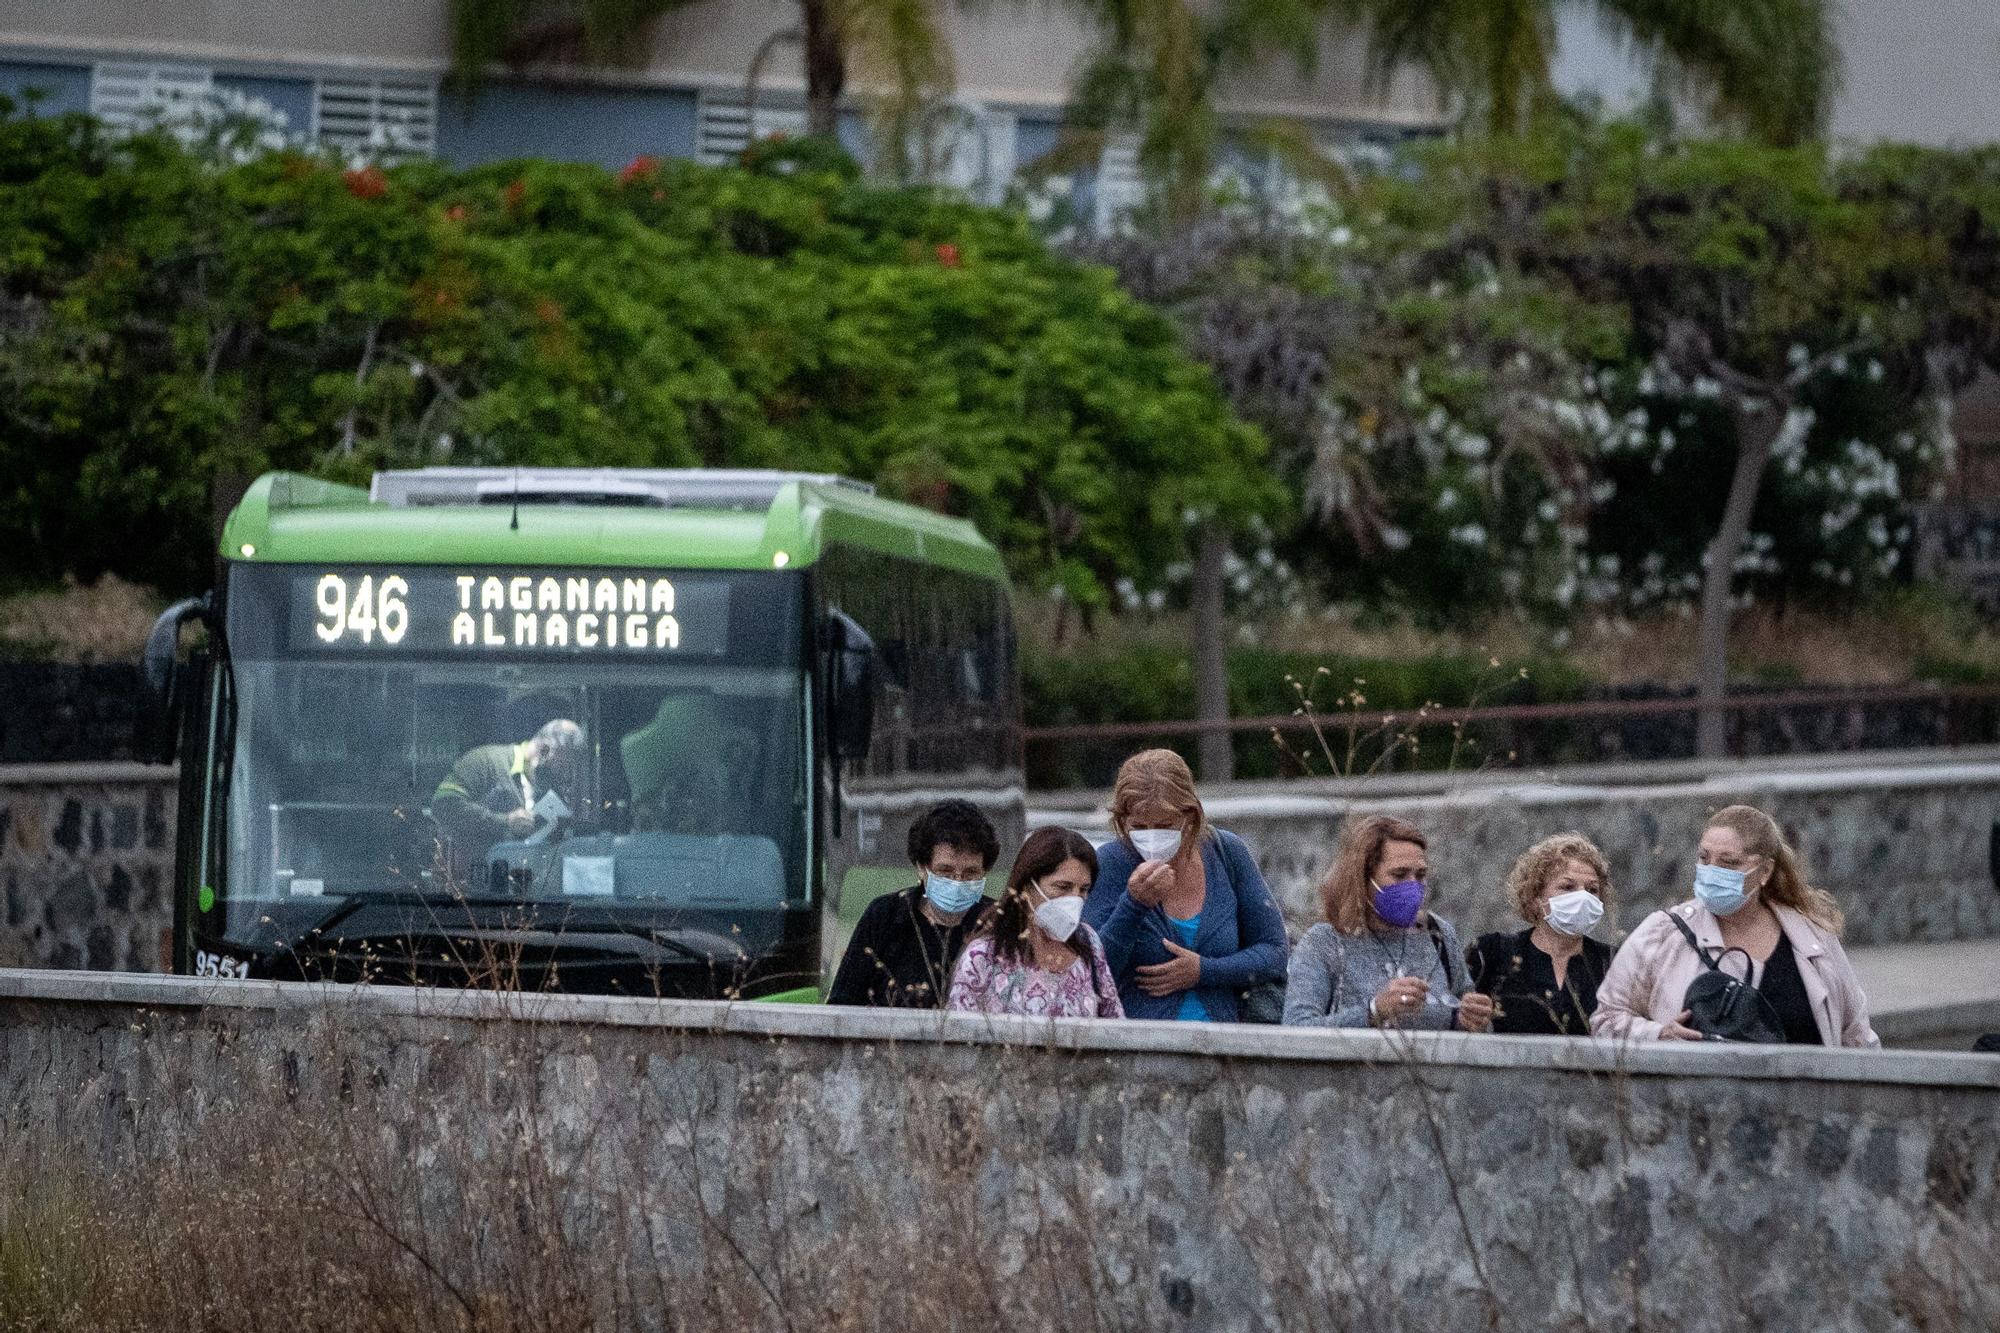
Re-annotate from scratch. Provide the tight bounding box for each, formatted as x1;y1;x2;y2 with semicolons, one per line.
141;595;211;764
826;610;877;762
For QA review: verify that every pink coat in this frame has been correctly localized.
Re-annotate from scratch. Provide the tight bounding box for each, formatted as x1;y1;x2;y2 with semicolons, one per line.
1590;900;1879;1048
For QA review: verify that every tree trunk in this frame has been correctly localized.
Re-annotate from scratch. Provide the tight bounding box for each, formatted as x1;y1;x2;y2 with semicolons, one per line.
799;0;844;139
1693;400;1782;759
1192;522;1234;782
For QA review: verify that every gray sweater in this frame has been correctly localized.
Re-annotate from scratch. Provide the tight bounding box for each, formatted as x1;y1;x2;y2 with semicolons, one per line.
1281;917;1472;1029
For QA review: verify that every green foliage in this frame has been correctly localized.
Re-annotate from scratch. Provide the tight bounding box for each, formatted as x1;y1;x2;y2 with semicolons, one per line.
1121;118;2000;623
0;110;1264;599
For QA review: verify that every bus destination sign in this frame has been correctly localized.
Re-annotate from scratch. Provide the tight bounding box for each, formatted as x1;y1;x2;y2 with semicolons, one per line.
289;569;732;656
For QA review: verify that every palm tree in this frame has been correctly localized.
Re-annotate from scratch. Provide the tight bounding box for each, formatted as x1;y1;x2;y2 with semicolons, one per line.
1057;0;1339;781
1334;0;1840;142
447;0;952;141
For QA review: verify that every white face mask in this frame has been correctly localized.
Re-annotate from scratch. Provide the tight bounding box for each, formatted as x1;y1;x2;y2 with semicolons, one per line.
1545;888;1605;937
1031;886;1086;942
1128;828;1182;862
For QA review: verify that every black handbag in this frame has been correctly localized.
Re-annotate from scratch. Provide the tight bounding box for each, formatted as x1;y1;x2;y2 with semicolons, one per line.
1665;913;1785;1043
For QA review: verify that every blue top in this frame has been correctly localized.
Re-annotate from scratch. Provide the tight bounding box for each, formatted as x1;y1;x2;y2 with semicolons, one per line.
1084;828;1289;1022
1167;914;1210;1022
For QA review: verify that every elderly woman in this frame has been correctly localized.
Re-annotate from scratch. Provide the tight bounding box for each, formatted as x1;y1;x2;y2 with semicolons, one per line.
1592;804;1877;1046
1467;833;1617;1036
1283;815;1493;1032
827;799;998;1008
947;826;1122;1017
1080;749;1288;1022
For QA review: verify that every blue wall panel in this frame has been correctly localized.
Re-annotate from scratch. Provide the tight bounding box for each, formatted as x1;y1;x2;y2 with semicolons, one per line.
213;73;315;139
0;59;90;115
436;82;699;168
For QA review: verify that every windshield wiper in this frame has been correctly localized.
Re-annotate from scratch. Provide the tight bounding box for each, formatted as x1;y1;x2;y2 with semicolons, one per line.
272;891;536;954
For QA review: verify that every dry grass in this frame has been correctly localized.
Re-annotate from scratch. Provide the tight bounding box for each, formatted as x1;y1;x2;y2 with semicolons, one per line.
0;576;162;662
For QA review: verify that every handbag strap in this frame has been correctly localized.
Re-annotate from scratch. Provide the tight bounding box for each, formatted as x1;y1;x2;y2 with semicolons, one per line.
1665;911;1723;972
1425;920;1465;990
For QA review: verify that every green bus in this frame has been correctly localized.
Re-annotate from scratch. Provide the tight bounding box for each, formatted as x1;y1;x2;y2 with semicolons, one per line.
145;468;1024;1000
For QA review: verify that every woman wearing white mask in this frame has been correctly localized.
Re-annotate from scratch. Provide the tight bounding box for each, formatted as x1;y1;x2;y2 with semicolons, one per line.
1467;834;1616;1036
947;827;1122;1017
1591;804;1878;1046
1081;748;1289;1022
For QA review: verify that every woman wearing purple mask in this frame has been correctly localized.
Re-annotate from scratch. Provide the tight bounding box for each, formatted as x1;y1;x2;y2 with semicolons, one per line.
1282;815;1493;1032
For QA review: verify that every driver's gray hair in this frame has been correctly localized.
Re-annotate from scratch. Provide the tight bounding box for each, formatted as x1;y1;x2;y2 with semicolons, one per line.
534;719;587;751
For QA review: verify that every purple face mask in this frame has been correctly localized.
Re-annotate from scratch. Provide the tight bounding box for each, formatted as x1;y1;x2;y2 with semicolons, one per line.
1371;878;1426;929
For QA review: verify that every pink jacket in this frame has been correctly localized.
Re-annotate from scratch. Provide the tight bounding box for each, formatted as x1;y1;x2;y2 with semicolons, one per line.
1590;900;1879;1048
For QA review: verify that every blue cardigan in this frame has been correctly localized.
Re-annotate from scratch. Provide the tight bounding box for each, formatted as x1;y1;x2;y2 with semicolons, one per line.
1083;828;1289;1022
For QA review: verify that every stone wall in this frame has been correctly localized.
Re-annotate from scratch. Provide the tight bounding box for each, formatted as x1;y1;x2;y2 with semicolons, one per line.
1036;749;2000;947
0;763;174;971
0;971;1993;1331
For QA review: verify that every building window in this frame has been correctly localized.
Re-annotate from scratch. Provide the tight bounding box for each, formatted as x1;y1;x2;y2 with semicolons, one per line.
695;93;806;165
89;63;213;132
314;78;438;159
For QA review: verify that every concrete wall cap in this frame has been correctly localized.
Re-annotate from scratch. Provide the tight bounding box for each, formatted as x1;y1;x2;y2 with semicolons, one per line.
2;968;1993;1092
0;761;177;786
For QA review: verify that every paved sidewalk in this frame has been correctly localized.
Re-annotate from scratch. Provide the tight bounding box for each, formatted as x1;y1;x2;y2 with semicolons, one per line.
1849;935;2000;1047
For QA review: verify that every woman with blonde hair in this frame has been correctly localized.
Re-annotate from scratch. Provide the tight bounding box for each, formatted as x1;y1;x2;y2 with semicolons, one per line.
1080;748;1288;1022
1282;815;1494;1032
1467;833;1616;1036
1592;804;1877;1046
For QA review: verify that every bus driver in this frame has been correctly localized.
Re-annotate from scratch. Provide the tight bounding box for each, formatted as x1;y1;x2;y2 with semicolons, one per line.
431;718;587;867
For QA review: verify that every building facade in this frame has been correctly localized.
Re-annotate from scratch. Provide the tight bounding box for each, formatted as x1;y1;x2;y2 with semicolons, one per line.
0;0;1440;216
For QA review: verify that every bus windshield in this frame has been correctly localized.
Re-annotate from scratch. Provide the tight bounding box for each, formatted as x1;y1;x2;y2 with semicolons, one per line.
217;564;809;952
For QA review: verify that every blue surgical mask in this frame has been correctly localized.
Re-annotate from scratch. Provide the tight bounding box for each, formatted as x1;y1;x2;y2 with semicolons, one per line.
924;872;985;915
1693;863;1749;917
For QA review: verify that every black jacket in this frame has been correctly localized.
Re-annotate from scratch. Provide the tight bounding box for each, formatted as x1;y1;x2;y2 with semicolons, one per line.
827;885;992;1008
1467;928;1614;1036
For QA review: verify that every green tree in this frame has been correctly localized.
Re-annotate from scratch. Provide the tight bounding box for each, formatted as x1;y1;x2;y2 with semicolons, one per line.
1058;0;1335;780
1334;0;1840;141
0;110;1266;607
1481;124;2000;753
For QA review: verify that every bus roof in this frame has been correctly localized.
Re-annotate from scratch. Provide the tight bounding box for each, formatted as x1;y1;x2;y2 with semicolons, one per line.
220;470;1010;581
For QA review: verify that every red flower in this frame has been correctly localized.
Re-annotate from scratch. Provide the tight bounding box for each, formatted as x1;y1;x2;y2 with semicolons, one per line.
342;166;388;200
618;154;663;185
935;243;962;268
503;179;527;211
444;204;469;223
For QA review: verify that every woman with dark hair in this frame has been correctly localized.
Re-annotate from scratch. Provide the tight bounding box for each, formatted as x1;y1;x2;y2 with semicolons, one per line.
827;799;1000;1008
947;827;1122;1018
1282;814;1494;1032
